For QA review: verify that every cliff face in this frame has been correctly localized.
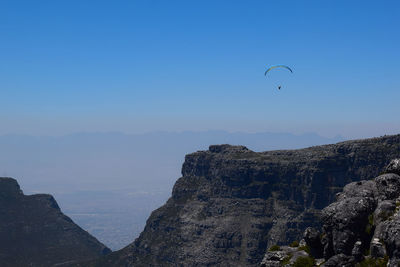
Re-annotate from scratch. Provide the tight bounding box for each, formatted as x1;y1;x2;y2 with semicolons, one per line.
0;177;111;267
261;159;400;267
94;134;400;267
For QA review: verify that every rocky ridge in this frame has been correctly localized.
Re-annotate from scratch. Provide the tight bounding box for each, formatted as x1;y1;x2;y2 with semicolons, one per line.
90;134;400;266
0;177;111;267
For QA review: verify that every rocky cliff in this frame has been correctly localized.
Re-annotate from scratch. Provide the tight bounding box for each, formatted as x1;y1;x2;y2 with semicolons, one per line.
261;159;400;267
0;177;111;267
91;134;400;266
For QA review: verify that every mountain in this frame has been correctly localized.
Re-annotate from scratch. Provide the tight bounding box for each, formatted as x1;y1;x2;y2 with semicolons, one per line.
88;134;400;266
0;177;111;267
0;131;343;250
0;131;344;192
261;159;400;267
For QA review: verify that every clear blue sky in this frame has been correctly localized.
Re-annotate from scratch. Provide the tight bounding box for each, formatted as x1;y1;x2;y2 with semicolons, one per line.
1;0;399;138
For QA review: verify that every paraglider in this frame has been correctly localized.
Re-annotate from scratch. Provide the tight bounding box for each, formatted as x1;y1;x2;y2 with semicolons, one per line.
264;65;293;90
264;65;293;76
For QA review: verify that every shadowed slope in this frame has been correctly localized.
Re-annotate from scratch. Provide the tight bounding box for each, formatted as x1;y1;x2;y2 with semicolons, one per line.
0;178;111;267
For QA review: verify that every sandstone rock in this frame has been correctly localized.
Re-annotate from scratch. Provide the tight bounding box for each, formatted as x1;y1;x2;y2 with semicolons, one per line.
321;196;376;256
377;213;400;265
351;240;364;261
384;158;400;176
295;158;400;266
260;246;309;267
336;180;378;201
374;200;396;225
370;238;386;258
90;135;400;266
260;250;288;267
321;253;355;267
375;173;400;200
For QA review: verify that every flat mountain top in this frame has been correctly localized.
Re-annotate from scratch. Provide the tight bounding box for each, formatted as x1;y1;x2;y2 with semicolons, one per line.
90;134;400;266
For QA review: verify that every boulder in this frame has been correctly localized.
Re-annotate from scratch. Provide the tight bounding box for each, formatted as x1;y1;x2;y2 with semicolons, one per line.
384;158;400;176
351;240;364;261
370;238;386;258
375;173;400;200
321;253;355;267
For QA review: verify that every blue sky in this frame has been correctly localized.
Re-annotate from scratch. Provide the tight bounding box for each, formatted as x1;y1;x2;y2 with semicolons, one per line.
1;0;399;138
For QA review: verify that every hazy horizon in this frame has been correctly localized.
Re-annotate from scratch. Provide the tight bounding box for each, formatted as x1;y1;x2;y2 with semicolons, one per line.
0;130;346;249
1;127;400;141
0;129;348;190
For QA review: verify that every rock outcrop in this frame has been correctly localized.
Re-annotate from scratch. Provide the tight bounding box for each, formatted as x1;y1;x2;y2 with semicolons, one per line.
262;158;400;266
0;177;111;267
91;134;400;266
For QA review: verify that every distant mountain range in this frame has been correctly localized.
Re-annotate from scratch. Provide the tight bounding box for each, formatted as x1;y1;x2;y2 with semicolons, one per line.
0;131;344;250
0;131;344;192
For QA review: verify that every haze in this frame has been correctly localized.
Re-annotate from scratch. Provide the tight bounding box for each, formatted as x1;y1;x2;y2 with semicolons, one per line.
0;131;343;249
1;0;400;250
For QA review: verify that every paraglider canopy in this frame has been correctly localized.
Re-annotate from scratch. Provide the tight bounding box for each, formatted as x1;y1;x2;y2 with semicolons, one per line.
264;65;293;90
264;65;293;76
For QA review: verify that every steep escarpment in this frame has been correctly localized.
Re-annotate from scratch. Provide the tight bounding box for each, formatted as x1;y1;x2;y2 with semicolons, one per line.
93;134;400;266
0;177;111;267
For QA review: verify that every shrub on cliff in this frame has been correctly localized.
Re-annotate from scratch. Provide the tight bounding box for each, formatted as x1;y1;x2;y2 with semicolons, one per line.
292;256;315;267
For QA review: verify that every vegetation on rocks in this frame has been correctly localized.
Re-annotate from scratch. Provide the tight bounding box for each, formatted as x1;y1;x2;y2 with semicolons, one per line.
292;256;315;267
269;245;281;251
298;245;311;254
355;256;389;267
